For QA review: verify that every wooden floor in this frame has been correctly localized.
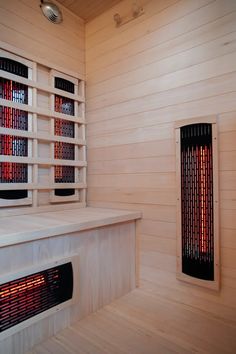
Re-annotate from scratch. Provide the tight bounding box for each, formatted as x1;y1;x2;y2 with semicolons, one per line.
28;281;236;354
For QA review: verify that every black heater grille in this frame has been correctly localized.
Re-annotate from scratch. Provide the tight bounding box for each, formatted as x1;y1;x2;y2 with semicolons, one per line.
55;166;75;184
0;135;28;156
0;161;28;200
0;262;73;333
55;77;75;94
0;162;28;183
0;106;28;130
0;58;29;200
0;58;28;78
181;123;214;281
55;165;75;196
0;79;28;104
54;142;74;160
55;95;74;116
54;78;75;197
54;118;74;138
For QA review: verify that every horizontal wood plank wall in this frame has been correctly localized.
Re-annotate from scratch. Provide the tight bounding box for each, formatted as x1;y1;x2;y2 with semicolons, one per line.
86;0;236;318
0;0;85;78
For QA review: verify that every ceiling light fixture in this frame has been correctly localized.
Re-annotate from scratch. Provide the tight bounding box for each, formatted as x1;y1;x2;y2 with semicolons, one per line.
40;0;63;24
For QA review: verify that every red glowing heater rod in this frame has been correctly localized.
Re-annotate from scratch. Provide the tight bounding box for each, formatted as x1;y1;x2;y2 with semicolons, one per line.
2;81;13;180
54;97;64;180
0;275;46;298
199;146;207;254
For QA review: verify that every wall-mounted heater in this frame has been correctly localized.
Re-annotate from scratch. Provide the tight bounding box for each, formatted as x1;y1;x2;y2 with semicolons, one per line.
0;256;79;338
0;58;29;201
181;123;214;279
54;77;75;197
175;117;219;290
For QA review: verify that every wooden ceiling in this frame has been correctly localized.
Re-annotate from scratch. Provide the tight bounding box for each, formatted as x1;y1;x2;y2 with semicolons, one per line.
57;0;122;22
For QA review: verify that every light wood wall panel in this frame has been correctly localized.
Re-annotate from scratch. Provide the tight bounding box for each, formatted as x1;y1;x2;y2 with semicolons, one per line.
57;0;122;23
0;0;85;78
86;0;236;318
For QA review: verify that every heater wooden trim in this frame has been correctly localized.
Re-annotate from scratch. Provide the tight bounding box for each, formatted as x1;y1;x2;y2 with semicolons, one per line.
0;98;85;124
0;53;33;207
0;127;86;145
0;47;87;213
0;255;79;341
175;116;220;290
0;156;87;166
49;70;86;205
0;70;84;103
0;40;84;81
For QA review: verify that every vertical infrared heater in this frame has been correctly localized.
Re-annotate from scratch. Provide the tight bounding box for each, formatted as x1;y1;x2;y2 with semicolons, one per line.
54;77;75;197
181;124;213;280
0;58;29;200
176;118;219;289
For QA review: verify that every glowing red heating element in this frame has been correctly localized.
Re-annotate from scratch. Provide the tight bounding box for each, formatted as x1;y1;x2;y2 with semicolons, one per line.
53;80;75;197
0;274;46;299
0;72;28;197
0;58;29;199
0;263;73;332
199;146;208;254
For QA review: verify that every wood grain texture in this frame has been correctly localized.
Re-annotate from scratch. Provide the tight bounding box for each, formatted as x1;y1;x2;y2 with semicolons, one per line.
86;0;236;320
28;285;236;354
0;48;86;211
57;0;122;22
0;207;141;247
0;217;138;354
0;0;85;78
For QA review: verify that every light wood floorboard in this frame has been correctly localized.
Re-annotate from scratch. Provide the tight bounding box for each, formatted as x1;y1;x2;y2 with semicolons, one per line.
28;285;236;354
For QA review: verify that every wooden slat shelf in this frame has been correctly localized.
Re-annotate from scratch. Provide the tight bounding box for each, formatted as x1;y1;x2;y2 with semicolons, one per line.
0;128;86;145
0;48;87;210
0;183;87;190
0;156;87;167
0;69;85;102
0;207;141;247
0;98;85;124
0;41;85;81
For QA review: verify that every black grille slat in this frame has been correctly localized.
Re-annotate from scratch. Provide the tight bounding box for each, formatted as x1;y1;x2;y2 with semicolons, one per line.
54;142;74;160
181;123;214;281
54;166;75;183
54;188;75;197
0;79;28;104
0;106;28;130
55;77;75;94
0;263;73;332
0;135;28;156
54;118;74;138
0;163;28;183
55;95;74;116
0;58;28;78
54;165;75;196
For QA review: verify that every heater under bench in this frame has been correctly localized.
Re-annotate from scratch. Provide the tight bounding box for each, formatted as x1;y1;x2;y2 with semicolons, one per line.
0;207;141;354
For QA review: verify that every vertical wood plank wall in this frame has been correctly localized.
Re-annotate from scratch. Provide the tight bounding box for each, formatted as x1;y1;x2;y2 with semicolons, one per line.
86;0;236;319
0;0;85;78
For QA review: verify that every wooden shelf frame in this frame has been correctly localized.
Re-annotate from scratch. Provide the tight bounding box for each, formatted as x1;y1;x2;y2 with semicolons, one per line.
0;48;87;211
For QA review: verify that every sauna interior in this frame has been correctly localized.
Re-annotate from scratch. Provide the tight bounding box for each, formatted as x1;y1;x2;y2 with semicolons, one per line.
0;0;236;353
